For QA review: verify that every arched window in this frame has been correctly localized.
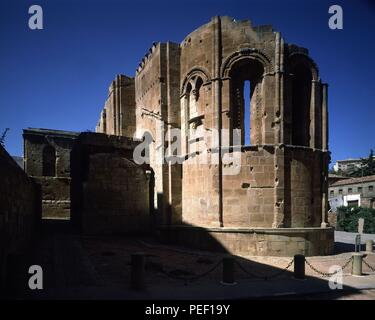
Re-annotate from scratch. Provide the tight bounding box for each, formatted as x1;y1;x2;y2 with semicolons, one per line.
291;62;312;147
42;145;56;177
229;58;264;146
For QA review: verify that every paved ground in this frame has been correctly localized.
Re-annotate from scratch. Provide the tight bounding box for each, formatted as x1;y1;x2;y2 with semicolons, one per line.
3;221;375;300
275;289;375;300
335;230;375;244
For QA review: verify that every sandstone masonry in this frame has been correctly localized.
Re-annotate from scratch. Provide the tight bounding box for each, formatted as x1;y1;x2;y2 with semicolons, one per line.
94;16;332;256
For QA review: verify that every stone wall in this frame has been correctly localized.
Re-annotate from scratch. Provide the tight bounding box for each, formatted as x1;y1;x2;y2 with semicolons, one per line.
96;75;136;137
182;145;325;229
71;132;151;234
33;177;71;219
160;225;334;257
23;128;78;219
134;42;182;226
179;16;329;232
93;16;333;256
0;145;41;289
182;153;221;227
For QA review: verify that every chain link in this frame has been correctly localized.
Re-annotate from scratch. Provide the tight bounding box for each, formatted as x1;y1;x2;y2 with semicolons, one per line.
363;258;375;272
235;258;294;280
160;260;222;284
155;254;374;284
305;257;353;277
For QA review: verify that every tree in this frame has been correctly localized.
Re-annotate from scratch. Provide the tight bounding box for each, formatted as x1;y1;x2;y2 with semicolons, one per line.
0;128;9;147
349;149;375;177
361;149;375;176
337;206;375;234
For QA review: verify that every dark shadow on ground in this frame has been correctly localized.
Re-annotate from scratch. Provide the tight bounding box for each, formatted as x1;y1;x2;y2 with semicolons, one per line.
334;241;361;254
2;219;370;300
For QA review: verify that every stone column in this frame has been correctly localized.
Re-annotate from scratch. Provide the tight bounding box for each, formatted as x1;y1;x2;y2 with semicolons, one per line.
273;145;285;228
112;81;117;135
115;75;122;136
211;16;223;227
180;95;188;156
320;83;329;228
221;78;231;146
322;83;329;151
274;32;284;145
321;151;329;228
309;80;317;148
272;33;285;228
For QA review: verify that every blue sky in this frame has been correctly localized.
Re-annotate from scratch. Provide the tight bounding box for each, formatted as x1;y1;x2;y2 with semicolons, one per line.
0;0;374;167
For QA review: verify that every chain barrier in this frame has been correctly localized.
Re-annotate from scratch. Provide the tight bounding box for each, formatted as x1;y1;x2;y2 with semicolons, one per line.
156;255;374;285
234;258;294;281
159;260;222;285
363;258;375;272
305;257;353;277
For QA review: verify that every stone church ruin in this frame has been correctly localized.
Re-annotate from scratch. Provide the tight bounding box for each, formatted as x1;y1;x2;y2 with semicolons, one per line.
1;16;333;260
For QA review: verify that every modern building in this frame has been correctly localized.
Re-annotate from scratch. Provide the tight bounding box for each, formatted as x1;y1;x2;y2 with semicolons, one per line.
333;156;375;173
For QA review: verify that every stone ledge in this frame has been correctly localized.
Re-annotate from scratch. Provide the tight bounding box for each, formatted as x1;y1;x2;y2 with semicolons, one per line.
161;225;334;233
159;225;334;257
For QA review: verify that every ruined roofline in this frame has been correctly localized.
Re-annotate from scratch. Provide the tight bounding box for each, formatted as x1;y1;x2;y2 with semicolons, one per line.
135;41;179;75
135;42;160;75
133;16;314;78
23;128;80;138
107;74;134;91
180;16;274;46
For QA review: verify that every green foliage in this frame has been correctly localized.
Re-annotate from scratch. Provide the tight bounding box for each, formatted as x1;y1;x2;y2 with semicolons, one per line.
337;206;375;234
332;168;351;177
0;128;9;147
346;149;375;177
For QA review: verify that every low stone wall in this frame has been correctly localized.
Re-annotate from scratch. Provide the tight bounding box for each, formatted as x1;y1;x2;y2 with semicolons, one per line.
160;225;334;257
0;145;41;290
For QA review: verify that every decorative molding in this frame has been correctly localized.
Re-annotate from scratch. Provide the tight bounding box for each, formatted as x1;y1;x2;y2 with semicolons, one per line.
181;66;211;95
287;52;320;81
221;48;273;78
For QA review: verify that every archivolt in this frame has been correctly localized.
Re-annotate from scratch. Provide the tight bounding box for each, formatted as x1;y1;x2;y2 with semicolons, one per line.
287;52;319;81
221;48;273;78
181;67;211;95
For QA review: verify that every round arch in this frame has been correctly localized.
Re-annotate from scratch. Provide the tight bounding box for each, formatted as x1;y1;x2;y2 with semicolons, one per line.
287;53;319;81
181;67;211;95
221;48;272;78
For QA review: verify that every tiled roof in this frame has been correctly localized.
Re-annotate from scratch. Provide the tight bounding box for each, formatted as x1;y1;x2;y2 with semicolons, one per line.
330;175;375;187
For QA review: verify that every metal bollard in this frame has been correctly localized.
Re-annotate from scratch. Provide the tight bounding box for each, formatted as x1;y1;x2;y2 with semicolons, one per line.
352;253;363;276
366;240;374;253
294;254;305;280
130;252;145;290
222;256;236;285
